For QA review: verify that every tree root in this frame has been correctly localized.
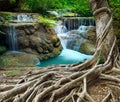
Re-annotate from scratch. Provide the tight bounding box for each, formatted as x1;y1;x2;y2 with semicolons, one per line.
0;0;120;102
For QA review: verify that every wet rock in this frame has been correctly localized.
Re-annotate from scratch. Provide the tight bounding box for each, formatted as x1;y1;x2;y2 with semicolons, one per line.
79;40;95;55
79;26;96;55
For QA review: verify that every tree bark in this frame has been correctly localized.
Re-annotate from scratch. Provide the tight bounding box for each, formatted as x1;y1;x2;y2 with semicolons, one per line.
0;0;120;102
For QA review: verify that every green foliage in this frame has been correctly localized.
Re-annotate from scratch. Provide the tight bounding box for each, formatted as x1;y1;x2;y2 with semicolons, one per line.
9;0;16;4
6;69;20;75
20;0;92;17
0;46;6;55
38;16;57;28
110;0;120;20
98;56;105;64
6;14;13;20
16;0;119;18
7;0;120;18
97;50;105;64
1;12;13;20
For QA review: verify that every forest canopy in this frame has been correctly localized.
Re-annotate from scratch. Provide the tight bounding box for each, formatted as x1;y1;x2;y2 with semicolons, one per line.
6;0;120;19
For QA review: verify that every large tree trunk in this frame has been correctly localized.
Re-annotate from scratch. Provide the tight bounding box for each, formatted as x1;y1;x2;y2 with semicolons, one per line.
0;0;120;102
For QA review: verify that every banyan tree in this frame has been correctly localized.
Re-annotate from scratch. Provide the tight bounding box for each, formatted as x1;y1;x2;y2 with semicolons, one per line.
0;0;120;101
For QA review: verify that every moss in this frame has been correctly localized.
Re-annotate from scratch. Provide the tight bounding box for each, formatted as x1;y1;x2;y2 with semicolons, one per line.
9;0;16;4
38;16;57;28
53;47;62;55
0;12;14;21
6;69;20;75
0;46;6;55
0;52;39;67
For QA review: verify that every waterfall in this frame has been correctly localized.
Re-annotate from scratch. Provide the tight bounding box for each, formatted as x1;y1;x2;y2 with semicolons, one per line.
63;17;95;31
66;31;87;51
7;26;18;51
54;17;95;51
10;14;33;22
39;17;94;67
54;21;68;49
17;14;33;22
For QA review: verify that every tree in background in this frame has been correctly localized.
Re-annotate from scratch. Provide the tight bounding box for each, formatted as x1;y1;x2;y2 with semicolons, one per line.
0;0;120;18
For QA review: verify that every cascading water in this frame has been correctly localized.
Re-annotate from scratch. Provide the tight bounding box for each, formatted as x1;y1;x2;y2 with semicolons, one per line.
10;14;33;22
63;17;95;31
38;17;94;67
7;25;18;51
17;14;33;22
54;17;94;51
7;14;34;51
66;31;88;51
54;21;68;49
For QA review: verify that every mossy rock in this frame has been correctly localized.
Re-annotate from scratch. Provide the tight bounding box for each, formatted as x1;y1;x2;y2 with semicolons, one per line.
0;51;40;67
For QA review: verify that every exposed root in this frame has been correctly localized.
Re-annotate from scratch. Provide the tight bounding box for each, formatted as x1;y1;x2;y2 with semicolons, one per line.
0;0;120;102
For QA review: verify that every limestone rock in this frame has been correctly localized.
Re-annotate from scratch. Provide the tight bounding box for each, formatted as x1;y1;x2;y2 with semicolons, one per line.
15;23;62;60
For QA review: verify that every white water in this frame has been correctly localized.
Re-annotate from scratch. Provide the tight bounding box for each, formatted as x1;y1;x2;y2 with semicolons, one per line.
17;14;33;22
38;17;94;67
10;14;33;22
54;18;93;50
78;25;88;32
7;14;34;51
54;21;68;49
63;17;95;30
7;26;18;51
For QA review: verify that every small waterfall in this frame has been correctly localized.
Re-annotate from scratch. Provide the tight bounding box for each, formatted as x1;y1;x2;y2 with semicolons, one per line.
63;17;95;31
17;14;33;22
10;14;33;22
54;21;67;34
66;31;87;51
55;17;95;51
54;21;68;49
7;26;18;51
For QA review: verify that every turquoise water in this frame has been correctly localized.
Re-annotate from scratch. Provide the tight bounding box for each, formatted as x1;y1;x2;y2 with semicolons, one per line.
36;49;93;67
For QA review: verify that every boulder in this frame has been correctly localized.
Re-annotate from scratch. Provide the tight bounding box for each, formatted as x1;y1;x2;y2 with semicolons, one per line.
85;26;96;43
66;30;87;51
79;40;95;55
79;26;96;55
16;23;62;60
0;51;40;67
65;26;96;55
